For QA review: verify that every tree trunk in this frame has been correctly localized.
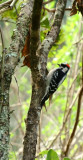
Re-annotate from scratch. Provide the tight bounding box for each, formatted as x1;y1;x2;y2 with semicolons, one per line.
0;66;12;159
23;0;67;159
0;0;33;159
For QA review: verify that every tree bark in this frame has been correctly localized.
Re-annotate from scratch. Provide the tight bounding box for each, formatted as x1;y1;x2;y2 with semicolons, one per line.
0;0;67;159
0;0;34;159
23;0;67;160
0;66;12;159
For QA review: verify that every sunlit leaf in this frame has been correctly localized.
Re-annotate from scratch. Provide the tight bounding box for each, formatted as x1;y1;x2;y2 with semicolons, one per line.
46;149;59;160
63;158;71;160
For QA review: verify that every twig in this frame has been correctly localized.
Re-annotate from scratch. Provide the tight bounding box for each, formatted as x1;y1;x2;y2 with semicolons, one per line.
0;0;18;14
48;87;82;148
10;142;17;160
64;86;83;156
64;41;82;130
0;26;4;50
13;112;24;136
0;6;10;14
71;127;83;149
43;0;53;5
0;0;12;9
68;69;81;92
14;75;21;104
0;26;5;111
82;54;83;86
73;37;83;45
10;0;18;9
14;4;18;16
43;7;72;13
0;18;16;24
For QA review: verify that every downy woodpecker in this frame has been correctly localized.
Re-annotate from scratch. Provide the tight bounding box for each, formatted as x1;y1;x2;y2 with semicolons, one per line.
41;63;70;107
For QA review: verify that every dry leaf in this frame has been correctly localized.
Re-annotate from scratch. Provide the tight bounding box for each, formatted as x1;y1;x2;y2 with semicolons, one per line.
22;30;31;68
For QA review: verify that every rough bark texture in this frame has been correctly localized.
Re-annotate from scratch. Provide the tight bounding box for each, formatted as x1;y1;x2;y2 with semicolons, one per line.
0;0;34;159
0;0;67;159
23;0;67;160
0;65;12;160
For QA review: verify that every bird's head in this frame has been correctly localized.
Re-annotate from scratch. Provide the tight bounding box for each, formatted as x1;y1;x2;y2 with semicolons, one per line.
58;63;70;69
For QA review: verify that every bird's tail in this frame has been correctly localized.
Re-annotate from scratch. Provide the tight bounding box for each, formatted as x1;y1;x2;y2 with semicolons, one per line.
41;93;49;108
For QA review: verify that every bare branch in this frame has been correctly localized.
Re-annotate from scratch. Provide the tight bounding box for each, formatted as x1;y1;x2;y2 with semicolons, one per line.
0;26;4;50
0;0;34;159
13;112;24;136
37;0;67;76
43;7;72;13
10;0;18;9
48;87;82;148
68;69;81;92
0;0;18;14
4;0;34;69
0;18;16;24
0;26;5;112
0;6;10;14
43;0;53;5
64;86;83;156
0;0;12;9
82;54;83;86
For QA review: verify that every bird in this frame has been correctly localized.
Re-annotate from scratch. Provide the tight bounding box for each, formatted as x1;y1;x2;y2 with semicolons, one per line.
41;63;70;107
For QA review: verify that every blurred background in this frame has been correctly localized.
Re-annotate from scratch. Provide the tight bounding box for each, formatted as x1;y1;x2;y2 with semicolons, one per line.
0;0;83;159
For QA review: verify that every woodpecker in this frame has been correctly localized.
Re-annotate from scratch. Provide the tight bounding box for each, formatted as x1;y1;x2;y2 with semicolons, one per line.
41;63;70;107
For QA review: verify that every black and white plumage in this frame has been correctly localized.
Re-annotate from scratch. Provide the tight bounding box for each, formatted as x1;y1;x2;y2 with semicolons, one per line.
41;63;70;107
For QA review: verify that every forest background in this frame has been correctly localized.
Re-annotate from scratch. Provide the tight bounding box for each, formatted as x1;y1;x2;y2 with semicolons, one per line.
0;0;83;160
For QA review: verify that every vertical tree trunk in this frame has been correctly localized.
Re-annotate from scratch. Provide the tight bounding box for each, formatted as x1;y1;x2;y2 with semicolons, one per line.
0;68;12;159
23;0;67;159
0;1;33;158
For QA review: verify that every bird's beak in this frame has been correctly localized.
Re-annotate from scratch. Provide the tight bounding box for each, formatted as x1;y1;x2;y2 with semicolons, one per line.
57;64;60;66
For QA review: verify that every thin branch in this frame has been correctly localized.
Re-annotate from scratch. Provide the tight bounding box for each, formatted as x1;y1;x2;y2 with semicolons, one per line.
0;18;16;24
13;112;24;136
64;86;83;156
43;6;72;13
43;0;53;5
0;0;18;14
71;127;83;149
0;26;5;112
0;6;10;14
82;54;83;86
10;0;18;9
0;0;34;159
73;37;83;45
37;0;67;76
48;87;82;148
68;68;81;92
0;0;12;9
0;26;4;50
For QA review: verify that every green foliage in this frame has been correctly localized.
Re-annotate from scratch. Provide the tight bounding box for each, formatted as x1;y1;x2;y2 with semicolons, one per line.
9;151;17;160
63;158;71;160
37;149;71;160
39;150;48;158
0;0;82;159
41;17;50;28
46;149;59;160
0;0;27;20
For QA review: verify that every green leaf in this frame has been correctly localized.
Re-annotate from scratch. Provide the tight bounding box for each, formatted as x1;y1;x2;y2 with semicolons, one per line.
41;17;50;28
63;158;71;160
39;150;48;157
46;149;59;160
